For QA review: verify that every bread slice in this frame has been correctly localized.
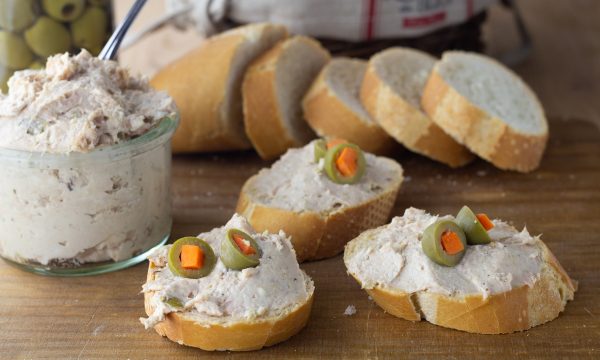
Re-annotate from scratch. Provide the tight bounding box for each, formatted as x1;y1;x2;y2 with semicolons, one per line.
302;58;394;154
151;23;288;153
422;51;548;172
360;48;474;167
344;208;576;334
236;140;403;262
141;214;314;351
242;36;330;160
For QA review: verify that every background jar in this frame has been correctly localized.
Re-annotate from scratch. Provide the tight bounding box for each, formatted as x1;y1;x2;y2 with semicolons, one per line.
0;0;113;92
0;116;178;276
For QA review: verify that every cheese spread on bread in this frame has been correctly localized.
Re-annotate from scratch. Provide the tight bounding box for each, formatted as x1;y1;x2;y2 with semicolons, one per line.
346;208;542;298
141;214;313;329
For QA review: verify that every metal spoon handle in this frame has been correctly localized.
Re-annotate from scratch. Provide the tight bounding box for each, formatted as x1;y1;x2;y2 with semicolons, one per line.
99;0;148;60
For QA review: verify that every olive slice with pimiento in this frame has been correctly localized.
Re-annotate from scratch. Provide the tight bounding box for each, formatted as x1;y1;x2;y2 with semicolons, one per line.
455;206;494;245
421;220;467;267
324;143;366;184
220;228;261;270
313;139;327;162
168;237;216;279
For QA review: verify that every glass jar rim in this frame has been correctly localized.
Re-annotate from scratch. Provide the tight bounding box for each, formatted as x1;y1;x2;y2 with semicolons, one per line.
0;115;179;165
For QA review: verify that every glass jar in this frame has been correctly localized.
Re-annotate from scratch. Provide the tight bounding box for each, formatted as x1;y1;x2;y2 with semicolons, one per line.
0;0;113;92
0;116;178;276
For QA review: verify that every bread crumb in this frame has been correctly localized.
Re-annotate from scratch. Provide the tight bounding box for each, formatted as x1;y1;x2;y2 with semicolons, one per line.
344;305;357;316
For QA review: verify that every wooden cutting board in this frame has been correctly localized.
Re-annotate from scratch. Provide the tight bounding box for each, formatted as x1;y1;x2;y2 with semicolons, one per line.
0;118;598;359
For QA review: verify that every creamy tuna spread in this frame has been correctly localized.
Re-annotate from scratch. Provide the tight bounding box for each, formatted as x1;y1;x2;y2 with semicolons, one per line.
346;208;543;298
0;51;177;269
0;50;175;153
141;215;314;329
247;140;402;213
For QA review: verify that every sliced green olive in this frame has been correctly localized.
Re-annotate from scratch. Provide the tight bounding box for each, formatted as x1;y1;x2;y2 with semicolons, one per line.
168;237;216;279
421;220;467;267
220;228;261;270
324;143;366;184
313;139;327;162
455;206;492;245
163;297;183;308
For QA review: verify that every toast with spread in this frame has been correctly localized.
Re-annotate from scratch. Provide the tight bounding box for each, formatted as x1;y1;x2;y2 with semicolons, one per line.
344;207;576;334
236;139;403;262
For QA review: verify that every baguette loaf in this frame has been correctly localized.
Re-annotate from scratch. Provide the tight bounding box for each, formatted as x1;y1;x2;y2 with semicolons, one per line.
141;214;314;351
303;58;394;154
344;208;576;334
243;36;330;160
151;23;288;153
361;48;474;167
422;51;548;172
236;140;403;262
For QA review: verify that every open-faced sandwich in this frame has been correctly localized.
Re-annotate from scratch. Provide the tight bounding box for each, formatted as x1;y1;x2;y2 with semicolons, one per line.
344;207;576;334
237;139;403;262
140;214;314;351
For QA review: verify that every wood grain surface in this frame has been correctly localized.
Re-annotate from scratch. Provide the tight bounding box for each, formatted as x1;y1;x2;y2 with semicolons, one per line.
1;1;599;359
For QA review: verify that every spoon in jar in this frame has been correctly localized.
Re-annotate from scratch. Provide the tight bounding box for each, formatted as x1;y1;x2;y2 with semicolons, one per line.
99;0;148;60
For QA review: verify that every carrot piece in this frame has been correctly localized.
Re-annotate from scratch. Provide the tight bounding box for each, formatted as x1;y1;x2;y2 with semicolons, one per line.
476;213;494;231
335;147;358;177
326;138;347;149
181;244;203;269
441;231;464;255
233;234;256;255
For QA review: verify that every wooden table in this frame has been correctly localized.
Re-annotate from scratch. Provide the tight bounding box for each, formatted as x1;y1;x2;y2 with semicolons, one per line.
2;1;600;359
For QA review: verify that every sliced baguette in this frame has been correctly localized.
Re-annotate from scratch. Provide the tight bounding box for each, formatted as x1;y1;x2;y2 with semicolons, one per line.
422;51;548;172
236;141;403;262
242;36;330;160
344;208;576;334
151;23;288;153
361;48;474;167
302;58;394;154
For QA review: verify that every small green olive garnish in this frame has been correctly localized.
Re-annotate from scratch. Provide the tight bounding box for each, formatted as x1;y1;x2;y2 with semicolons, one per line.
313;139;327;162
421;220;467;267
220;228;261;270
456;206;492;245
163;297;183;308
168;237;216;279
324;143;366;184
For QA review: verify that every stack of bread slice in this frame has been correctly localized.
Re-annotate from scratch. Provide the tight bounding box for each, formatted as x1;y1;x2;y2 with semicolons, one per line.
152;23;548;172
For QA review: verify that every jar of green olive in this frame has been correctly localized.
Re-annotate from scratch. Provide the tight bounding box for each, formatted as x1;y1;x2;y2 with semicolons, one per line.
0;0;113;92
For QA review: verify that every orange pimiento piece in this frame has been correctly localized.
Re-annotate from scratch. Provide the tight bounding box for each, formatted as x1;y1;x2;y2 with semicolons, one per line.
233;234;256;255
326;138;347;149
181;244;204;269
441;230;464;255
335;147;358;177
476;213;494;231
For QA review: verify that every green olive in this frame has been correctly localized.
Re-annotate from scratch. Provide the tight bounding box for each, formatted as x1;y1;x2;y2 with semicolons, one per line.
24;17;71;57
163;297;183;308
0;31;34;69
421;220;467;267
42;0;85;22
71;7;107;53
455;206;492;245
168;237;216;279
0;0;36;32
28;60;44;70
313;139;327;162
88;0;107;5
220;228;261;270
0;65;14;93
324;143;366;184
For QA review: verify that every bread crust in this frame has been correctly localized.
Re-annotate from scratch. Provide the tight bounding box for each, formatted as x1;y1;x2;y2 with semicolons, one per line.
150;23;287;153
242;36;330;160
360;58;474;167
302;59;394;154
144;264;314;351
344;226;576;334
421;61;548;172
236;158;403;262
